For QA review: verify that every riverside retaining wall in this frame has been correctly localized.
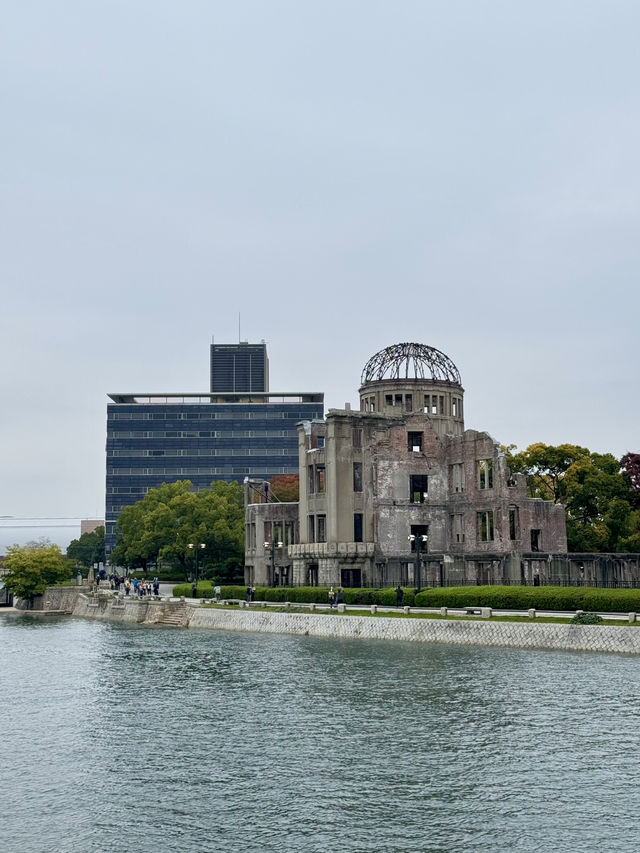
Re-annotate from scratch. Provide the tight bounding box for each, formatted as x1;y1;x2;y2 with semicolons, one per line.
70;595;640;655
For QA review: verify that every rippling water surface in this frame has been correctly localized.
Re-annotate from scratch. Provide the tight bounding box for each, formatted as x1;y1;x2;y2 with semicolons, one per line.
2;614;639;852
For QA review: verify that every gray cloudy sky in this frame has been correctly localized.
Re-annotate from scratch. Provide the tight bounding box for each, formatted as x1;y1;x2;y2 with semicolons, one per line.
2;0;639;530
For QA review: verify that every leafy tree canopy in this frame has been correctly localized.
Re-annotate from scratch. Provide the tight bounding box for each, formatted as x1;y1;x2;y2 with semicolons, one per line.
66;526;105;567
2;540;70;599
505;443;640;552
269;474;299;502
110;480;244;581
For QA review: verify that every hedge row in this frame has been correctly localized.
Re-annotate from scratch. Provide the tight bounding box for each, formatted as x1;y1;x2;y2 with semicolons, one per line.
413;585;640;613
171;584;416;606
171;583;640;612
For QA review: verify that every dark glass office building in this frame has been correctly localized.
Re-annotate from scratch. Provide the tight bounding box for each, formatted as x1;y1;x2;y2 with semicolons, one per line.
210;342;269;393
105;391;324;554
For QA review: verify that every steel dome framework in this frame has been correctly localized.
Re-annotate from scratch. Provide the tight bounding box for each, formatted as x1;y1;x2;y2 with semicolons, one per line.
361;343;461;386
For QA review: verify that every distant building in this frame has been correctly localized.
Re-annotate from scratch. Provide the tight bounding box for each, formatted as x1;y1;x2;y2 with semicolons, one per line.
81;520;104;536
210;341;269;393
105;342;323;555
245;343;572;588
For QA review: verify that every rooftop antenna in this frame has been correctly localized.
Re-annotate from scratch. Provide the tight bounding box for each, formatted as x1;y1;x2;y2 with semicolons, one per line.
238;312;241;343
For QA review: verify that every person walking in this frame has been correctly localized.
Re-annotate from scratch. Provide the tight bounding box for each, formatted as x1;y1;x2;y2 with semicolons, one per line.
214;584;221;603
396;584;403;607
192;580;198;599
328;586;336;609
336;587;344;606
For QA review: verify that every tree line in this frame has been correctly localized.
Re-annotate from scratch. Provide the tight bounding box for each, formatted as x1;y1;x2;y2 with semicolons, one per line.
505;444;640;552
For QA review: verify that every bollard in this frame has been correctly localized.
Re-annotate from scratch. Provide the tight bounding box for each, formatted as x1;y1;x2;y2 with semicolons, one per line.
528;608;536;619
285;601;292;610
629;612;636;624
309;603;316;612
337;603;346;614
370;605;377;615
440;607;448;617
481;607;492;619
403;606;410;615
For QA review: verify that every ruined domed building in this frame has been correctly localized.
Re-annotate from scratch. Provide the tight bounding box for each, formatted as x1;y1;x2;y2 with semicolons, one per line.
245;343;569;588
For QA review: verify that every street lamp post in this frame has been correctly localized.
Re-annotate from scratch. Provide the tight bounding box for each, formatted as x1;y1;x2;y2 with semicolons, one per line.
408;534;428;593
187;542;206;596
264;540;283;586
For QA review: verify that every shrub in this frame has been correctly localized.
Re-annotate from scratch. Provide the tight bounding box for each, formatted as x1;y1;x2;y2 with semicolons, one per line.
571;611;604;625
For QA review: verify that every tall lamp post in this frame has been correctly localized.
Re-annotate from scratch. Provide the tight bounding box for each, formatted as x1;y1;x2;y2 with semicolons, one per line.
264;540;283;586
187;542;206;595
408;534;428;593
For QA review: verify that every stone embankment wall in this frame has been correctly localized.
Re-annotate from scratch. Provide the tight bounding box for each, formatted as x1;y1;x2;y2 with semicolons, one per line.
17;586;88;612
70;595;640;655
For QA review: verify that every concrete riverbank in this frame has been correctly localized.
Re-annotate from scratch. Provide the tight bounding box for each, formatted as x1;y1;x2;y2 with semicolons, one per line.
70;594;640;655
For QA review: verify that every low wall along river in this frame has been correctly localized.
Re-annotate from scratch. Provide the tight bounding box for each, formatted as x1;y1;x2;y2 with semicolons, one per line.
69;593;640;655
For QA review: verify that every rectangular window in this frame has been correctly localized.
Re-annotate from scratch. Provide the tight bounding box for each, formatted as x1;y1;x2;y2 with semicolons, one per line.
509;507;519;541
263;521;272;544
450;463;465;493
439;395;445;415
452;398;458;417
316;466;325;493
317;515;326;543
317;435;325;448
385;394;393;407
308;515;315;543
352;428;362;448
450;514;465;544
409;524;429;551
408;431;423;452
308;465;315;494
531;529;541;552
410;474;428;503
405;394;412;411
353;462;363;492
395;394;403;407
424;394;430;413
478;459;494;490
307;565;319;586
477;511;494;542
354;513;363;543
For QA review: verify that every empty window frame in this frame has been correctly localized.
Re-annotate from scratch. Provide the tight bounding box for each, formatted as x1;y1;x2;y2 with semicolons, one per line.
478;459;494;490
410;474;428;503
405;394;413;411
315;466;325;493
531;529;541;552
354;513;363;543
308;515;315;542
408;431;423;452
509;507;519;541
450;462;465;493
307;464;315;494
353;462;363;492
450;513;465;544
352;428;362;448
477;510;494;542
452;398;459;417
409;524;429;551
317;514;326;543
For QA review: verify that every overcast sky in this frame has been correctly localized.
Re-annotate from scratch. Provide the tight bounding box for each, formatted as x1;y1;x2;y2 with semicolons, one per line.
2;0;639;535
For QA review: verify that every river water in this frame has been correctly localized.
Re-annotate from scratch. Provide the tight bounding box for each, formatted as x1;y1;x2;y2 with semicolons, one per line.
2;614;639;853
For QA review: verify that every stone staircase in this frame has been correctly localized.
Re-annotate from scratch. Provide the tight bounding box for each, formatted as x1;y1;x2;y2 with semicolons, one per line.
154;601;189;628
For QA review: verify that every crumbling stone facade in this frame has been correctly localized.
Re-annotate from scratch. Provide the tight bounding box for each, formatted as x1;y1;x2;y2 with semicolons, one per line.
245;343;569;587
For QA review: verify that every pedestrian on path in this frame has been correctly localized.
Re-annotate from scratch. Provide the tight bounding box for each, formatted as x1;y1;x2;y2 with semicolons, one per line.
396;585;403;607
328;586;336;608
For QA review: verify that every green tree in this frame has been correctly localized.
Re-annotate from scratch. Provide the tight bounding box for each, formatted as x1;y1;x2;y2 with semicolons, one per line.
2;541;70;600
506;443;639;552
66;526;105;567
110;480;244;580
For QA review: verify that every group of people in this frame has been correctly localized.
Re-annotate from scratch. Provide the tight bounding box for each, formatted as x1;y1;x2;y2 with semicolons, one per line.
124;577;160;598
